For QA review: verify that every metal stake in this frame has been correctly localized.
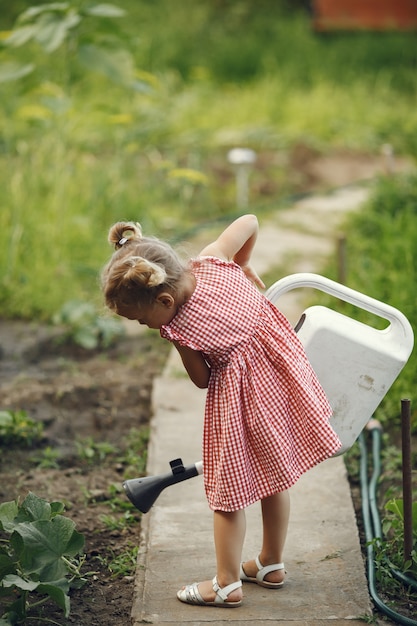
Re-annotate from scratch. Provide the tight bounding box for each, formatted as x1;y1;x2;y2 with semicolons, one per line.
401;398;413;565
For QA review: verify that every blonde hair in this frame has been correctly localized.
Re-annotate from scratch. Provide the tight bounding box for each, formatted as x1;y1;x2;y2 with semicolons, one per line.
102;221;187;312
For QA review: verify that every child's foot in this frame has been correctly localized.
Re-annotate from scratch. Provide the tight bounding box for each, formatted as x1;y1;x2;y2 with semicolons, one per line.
240;556;286;588
177;576;243;607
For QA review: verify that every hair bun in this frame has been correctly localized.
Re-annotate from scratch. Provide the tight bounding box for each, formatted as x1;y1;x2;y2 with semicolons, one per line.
108;221;143;249
126;256;167;288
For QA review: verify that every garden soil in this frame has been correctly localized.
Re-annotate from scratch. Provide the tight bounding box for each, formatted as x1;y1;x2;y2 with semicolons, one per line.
0;148;414;625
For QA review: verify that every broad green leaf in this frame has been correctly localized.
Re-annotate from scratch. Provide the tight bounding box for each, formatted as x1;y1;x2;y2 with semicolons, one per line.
385;498;404;518
20;492;51;522
18;3;69;24
84;4;126;18
50;501;66;516
0;500;19;532
12;516;84;573
0;62;34;83
33;12;80;53
4;25;38;47
37;559;68;583
38;581;70;616
0;552;16;579
57;525;84;556
2;574;38;591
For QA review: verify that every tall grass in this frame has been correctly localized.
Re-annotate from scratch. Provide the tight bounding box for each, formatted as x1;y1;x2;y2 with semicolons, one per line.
0;0;416;319
321;172;417;431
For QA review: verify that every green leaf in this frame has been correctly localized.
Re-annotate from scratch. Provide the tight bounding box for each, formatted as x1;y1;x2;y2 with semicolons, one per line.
36;559;68;582
20;492;51;522
0;500;19;533
0;62;34;83
12;516;84;574
34;11;81;53
0;552;16;579
38;581;70;616
385;498;404;519
18;3;70;24
1;574;38;591
4;25;38;47
50;501;66;517
84;4;126;18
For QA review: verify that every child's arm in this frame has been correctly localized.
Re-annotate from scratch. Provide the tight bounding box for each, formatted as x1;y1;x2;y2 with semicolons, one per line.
173;342;211;389
200;214;265;289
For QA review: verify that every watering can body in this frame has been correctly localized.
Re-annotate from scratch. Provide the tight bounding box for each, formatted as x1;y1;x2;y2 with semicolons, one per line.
266;273;414;454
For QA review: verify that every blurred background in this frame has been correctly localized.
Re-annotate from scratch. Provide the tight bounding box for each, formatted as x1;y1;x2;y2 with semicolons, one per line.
0;0;416;318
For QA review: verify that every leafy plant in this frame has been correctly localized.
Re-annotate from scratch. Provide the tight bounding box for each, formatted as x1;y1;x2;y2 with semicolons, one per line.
383;498;417;577
75;437;119;463
0;492;86;624
119;427;150;478
0;411;43;447
53;300;125;350
0;2;143;90
30;446;61;470
99;511;136;532
97;544;138;579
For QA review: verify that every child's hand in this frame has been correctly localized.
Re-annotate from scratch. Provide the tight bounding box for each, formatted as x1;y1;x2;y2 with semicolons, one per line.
240;264;266;290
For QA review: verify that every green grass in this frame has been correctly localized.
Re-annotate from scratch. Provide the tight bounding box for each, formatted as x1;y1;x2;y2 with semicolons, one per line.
320;171;417;432
0;1;416;319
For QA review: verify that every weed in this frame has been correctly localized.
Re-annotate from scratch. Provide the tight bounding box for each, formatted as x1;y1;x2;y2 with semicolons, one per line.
75;438;119;464
0;410;43;447
31;446;61;469
102;483;137;515
357;613;379;624
382;499;417;577
97;544;139;579
99;511;136;532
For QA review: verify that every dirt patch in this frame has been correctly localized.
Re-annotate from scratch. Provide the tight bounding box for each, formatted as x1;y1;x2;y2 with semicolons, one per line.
0;320;169;625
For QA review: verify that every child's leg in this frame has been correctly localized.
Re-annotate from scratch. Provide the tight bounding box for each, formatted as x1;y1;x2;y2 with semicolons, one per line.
192;509;246;602
242;490;290;585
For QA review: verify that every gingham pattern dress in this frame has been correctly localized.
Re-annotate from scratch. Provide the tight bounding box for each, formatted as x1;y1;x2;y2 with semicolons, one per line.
161;257;341;512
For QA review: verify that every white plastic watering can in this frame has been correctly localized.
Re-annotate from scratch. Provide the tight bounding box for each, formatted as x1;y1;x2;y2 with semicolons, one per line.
266;273;414;454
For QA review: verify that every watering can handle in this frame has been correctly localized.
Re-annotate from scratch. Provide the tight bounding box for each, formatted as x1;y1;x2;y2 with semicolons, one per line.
266;273;414;346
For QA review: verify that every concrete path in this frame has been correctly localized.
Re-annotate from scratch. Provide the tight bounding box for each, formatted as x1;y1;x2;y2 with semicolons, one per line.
130;187;372;625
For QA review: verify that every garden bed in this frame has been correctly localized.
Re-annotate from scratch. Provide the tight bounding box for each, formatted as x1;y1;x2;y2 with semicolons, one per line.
0;320;169;625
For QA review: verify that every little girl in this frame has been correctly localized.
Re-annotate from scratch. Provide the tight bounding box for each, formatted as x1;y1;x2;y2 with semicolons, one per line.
101;214;341;608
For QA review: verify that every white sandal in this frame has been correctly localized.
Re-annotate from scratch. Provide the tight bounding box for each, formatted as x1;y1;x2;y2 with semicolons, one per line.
240;555;286;589
177;576;242;607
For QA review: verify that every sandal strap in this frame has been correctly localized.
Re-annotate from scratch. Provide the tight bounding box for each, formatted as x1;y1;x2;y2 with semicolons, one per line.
212;576;242;602
255;556;285;580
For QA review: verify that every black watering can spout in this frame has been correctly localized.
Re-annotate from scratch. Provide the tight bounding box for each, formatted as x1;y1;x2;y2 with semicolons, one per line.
123;458;203;513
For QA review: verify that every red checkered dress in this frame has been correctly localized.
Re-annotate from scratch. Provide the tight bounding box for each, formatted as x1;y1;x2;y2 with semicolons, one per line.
161;257;341;512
